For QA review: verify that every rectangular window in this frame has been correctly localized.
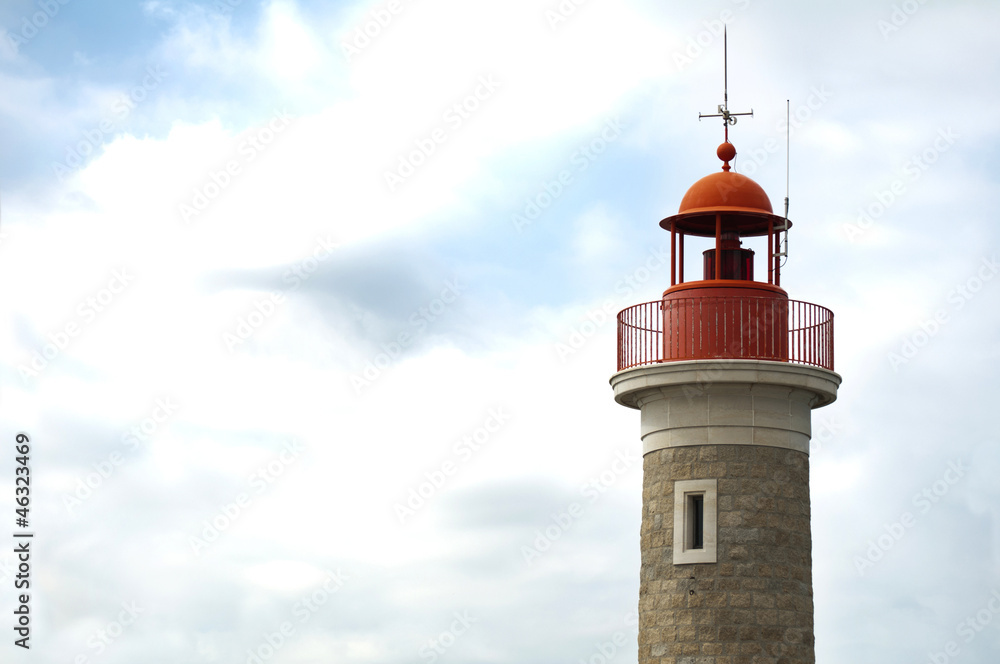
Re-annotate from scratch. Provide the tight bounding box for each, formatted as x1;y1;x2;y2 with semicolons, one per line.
687;494;704;550
673;479;717;564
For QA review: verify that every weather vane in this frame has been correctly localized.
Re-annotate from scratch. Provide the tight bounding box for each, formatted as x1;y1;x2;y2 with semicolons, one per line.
698;26;753;142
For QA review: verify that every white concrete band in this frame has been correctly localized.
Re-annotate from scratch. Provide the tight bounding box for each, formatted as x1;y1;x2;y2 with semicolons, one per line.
609;360;841;456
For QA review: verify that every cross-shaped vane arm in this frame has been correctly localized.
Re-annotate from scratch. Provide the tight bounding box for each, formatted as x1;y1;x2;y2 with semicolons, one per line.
697;26;753;142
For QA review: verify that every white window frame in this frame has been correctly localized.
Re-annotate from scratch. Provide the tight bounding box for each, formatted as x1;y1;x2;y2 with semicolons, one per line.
673;479;718;564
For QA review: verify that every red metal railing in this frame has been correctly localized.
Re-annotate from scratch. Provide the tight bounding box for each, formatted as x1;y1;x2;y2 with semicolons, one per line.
617;297;834;372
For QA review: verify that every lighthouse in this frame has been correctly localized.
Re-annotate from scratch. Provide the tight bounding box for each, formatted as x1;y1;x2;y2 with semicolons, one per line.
610;69;841;662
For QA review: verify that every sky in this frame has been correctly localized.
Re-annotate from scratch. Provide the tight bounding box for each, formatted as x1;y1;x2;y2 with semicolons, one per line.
0;0;998;662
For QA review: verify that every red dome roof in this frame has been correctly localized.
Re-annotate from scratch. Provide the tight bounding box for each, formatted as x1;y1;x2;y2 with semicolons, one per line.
678;171;773;214
659;142;787;238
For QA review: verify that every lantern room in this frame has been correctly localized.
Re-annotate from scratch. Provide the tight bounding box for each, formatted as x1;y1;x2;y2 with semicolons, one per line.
661;141;790;293
614;139;834;372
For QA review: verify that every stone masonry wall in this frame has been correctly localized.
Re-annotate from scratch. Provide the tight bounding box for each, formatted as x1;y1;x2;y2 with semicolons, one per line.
639;444;814;664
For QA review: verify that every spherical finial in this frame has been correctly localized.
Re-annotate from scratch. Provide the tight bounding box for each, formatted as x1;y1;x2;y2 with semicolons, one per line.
717;142;737;171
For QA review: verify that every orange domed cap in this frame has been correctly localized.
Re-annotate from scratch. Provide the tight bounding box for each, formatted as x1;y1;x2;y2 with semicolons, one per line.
678;171;773;214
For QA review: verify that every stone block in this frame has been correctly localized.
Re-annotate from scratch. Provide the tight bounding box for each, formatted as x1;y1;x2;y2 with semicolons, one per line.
678;625;697;641
728;592;752;608
718;511;742;527
698;446;719;461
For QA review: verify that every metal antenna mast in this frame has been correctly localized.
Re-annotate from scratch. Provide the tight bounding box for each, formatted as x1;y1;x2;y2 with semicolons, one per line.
778;99;790;265
698;26;753;142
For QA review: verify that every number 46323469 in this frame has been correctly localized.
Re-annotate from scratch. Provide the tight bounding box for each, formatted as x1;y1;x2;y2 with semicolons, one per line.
15;432;30;520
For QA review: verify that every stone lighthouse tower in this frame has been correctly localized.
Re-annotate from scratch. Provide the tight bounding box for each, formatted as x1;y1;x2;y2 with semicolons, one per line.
610;91;841;660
